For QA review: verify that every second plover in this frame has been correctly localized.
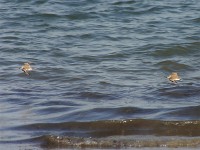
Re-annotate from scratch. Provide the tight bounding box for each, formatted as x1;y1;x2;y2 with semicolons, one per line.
20;63;32;75
167;72;181;83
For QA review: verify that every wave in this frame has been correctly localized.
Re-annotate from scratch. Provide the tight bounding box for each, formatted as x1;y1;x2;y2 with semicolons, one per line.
7;119;200;148
15;119;200;137
39;135;200;148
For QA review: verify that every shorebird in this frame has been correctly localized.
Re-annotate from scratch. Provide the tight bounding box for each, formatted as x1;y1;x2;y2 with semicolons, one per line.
20;63;32;75
167;72;181;83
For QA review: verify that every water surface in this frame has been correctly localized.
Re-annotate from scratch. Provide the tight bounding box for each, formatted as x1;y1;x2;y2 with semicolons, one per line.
0;0;200;149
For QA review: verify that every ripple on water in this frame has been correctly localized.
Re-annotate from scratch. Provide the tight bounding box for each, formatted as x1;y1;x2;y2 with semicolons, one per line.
158;85;200;99
1;0;200;149
152;43;199;58
165;105;200;120
155;60;192;72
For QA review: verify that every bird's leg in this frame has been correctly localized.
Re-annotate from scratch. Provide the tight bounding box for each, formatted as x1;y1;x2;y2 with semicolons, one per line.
25;71;30;75
23;70;29;75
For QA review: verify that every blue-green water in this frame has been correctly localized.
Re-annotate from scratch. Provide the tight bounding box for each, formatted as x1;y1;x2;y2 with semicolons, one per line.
0;0;200;149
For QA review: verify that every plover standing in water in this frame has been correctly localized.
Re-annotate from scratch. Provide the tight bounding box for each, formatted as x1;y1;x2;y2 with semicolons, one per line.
167;72;181;83
20;63;32;75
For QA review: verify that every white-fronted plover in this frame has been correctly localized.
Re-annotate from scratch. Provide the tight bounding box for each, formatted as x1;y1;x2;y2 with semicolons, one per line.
167;72;181;83
20;63;32;75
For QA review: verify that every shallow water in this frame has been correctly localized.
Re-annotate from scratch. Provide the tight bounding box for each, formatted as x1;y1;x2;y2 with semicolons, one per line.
0;0;200;149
